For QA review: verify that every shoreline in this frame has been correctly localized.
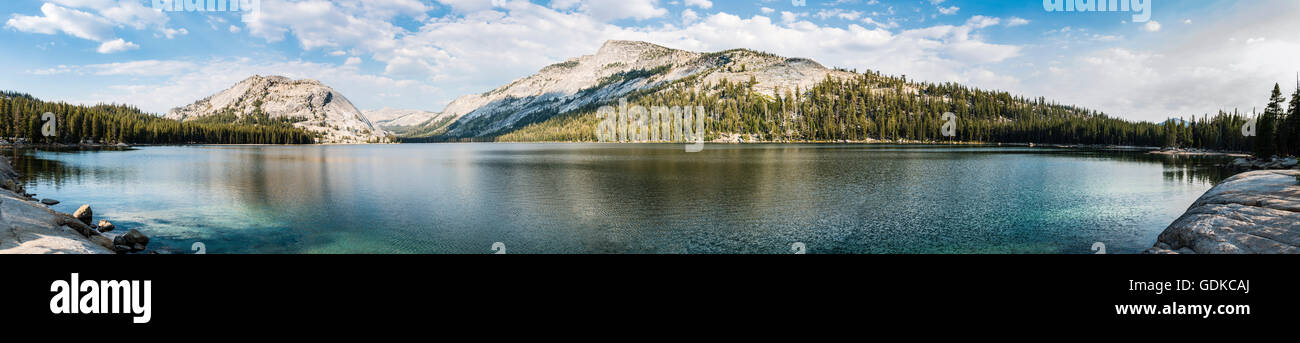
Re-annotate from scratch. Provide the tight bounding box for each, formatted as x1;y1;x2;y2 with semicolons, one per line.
1145;169;1300;254
9;141;1282;255
6;140;1247;156
0;155;148;254
1147;148;1252;158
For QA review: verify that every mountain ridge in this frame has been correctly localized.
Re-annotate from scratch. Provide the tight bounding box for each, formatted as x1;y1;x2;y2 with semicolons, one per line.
409;39;1206;148
363;108;448;134
407;40;859;139
166;75;391;144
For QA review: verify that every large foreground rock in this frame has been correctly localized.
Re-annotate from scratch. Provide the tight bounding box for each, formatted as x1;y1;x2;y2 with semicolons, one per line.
1145;170;1300;254
0;157;112;254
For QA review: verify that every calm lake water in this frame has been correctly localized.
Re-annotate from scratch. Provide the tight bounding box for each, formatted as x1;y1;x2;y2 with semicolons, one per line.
10;144;1237;254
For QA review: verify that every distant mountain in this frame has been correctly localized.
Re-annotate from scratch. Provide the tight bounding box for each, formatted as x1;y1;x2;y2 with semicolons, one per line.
406;40;858;139
166;75;390;144
0;90;315;145
410;40;1175;147
362;108;451;134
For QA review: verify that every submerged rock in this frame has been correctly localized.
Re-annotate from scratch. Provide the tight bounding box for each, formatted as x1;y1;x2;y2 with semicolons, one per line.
40;198;59;205
113;229;150;253
1145;170;1300;254
73;204;93;226
1231;158;1252;168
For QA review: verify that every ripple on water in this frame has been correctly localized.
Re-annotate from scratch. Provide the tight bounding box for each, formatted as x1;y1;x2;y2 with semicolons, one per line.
14;145;1232;254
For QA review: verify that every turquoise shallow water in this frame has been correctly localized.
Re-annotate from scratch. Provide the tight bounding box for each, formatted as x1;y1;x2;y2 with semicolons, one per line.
9;144;1236;254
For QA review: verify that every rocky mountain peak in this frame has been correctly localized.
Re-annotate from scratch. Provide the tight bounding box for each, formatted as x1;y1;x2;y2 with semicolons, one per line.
597;40;670;56
165;75;389;144
411;40;857;139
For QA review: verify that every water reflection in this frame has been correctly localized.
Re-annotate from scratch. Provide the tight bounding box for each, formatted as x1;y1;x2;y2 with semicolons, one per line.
12;144;1239;254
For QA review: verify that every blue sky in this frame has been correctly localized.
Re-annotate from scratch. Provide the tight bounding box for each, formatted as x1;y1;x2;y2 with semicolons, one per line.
2;0;1298;122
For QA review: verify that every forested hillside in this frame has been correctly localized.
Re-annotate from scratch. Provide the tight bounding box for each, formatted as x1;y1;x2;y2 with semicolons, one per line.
499;70;1299;157
0;91;315;145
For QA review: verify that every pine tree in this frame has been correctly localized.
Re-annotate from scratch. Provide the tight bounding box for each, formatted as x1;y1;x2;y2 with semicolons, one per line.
1284;78;1300;156
1256;84;1285;158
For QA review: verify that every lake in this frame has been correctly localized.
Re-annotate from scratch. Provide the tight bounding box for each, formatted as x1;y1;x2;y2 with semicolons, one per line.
9;144;1238;254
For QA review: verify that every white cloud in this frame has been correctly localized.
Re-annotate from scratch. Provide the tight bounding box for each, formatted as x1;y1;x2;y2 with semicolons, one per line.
816;9;863;21
780;11;805;24
965;15;999;29
5;1;181;50
28;65;75;75
43;0;168;29
1020;0;1300;122
438;0;501;13
549;0;582;10
82;60;199;76
87;0;169;30
682;9;699;24
346;0;434;19
245;0;407;51
15;1;1026;118
160;27;188;38
6;3;114;41
181;1;1026;114
74;58;443;114
684;0;712;9
96;38;139;54
579;0;668;21
861;17;898;29
9;0;1298;126
1144;21;1161;32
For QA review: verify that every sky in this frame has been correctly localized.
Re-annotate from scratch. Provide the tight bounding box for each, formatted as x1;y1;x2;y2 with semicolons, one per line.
1;0;1298;123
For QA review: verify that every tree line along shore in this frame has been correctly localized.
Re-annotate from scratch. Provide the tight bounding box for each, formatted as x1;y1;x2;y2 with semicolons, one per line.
7;76;1300;158
495;75;1300;160
0;91;313;145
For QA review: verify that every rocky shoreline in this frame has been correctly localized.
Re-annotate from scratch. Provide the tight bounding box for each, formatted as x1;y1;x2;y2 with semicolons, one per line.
1145;169;1300;254
0;155;148;254
1148;148;1252;157
1228;156;1299;170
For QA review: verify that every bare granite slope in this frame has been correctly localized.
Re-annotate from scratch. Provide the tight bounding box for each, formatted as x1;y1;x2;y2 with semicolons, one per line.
0;156;112;254
428;40;859;138
166;75;390;144
1145;169;1300;254
363;108;448;134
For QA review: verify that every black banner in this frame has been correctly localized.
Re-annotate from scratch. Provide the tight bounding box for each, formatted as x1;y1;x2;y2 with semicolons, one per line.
2;255;1293;332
